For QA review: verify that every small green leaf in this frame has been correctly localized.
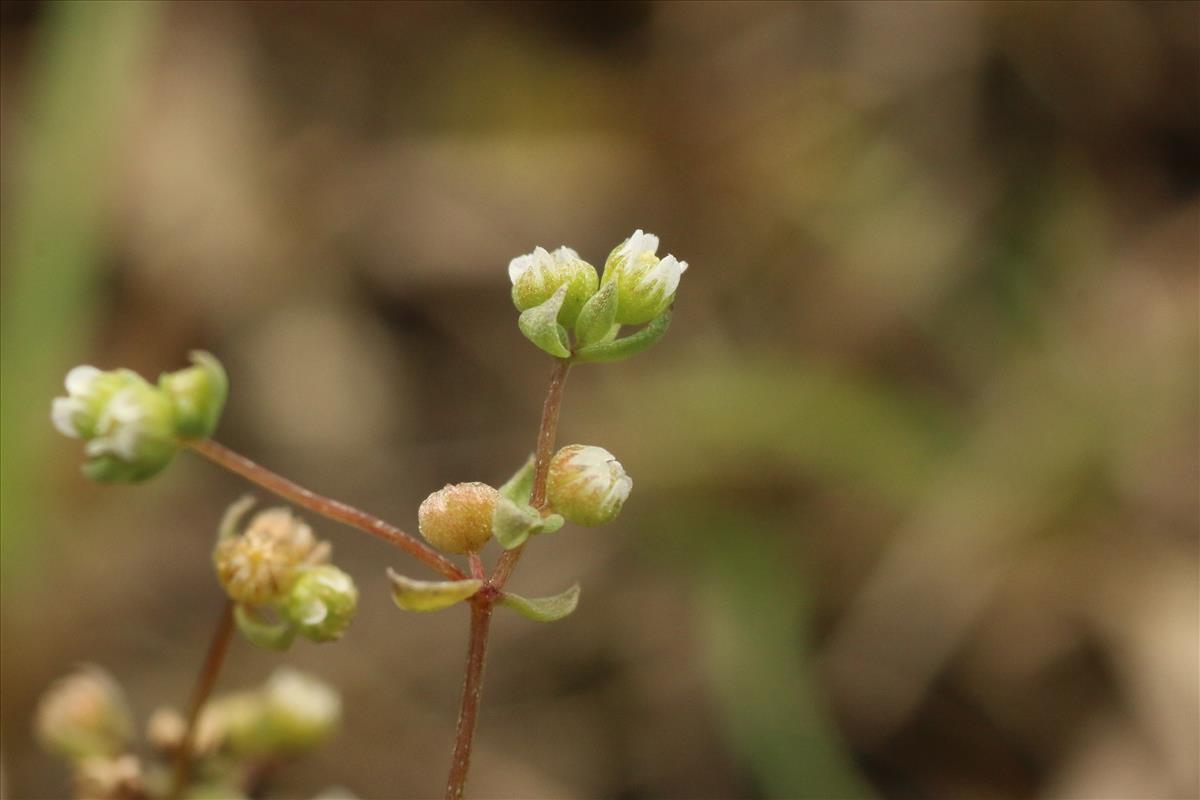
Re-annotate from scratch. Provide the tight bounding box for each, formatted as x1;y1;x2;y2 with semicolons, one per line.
216;495;256;544
518;285;571;358
498;455;535;505
234;605;296;651
500;583;581;622
572;310;671;363
539;513;565;534
387;569;482;611
574;280;618;347
492;495;542;549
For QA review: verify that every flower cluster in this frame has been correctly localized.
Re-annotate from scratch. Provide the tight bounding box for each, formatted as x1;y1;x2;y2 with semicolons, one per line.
509;229;687;360
214;498;358;649
51;352;226;482
36;664;341;800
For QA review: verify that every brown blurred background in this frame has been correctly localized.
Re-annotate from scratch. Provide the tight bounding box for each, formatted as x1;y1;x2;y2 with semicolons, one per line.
2;2;1198;798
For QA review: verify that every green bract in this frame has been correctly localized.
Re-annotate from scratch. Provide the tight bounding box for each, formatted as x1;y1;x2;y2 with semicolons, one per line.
159;350;228;440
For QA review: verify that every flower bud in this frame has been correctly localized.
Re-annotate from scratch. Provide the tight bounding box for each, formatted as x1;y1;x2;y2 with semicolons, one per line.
418;482;499;554
159;351;227;440
283;565;359;642
546;445;632;526
214;508;329;606
203;691;268;756
52;366;180;483
602;229;688;325
34;666;134;761
260;668;341;751
509;245;599;327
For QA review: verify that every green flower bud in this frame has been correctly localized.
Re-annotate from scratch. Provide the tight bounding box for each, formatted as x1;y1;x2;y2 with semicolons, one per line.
34;666;134;761
602;229;688;325
203;691;268;756
52;366;179;482
509;245;599;327
159;350;227;440
418;482;499;554
260;668;341;752
214;507;330;606
546;444;633;526
283;565;359;642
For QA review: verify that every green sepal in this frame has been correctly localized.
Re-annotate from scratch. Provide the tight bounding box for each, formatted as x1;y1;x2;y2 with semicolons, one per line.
159;350;228;440
500;583;581;622
518;285;571;358
498;455;535;505
492;495;541;550
217;495;256;544
573;280;619;348
234;605;296;651
387;569;482;611
572;310;671;363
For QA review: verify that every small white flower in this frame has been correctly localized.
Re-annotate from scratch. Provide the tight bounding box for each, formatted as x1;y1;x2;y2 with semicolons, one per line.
546;444;633;526
261;668;341;749
603;229;688;325
508;244;598;326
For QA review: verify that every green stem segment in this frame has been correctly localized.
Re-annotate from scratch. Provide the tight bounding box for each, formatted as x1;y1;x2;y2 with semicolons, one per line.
188;439;465;581
170;599;235;800
443;359;572;800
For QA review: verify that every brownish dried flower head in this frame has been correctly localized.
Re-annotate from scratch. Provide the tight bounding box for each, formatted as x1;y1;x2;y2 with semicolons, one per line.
213;508;329;606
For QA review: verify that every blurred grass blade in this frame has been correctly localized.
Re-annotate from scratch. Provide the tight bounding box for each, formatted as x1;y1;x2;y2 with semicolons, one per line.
0;1;163;582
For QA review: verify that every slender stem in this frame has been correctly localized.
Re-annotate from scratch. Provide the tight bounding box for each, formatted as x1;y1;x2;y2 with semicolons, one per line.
491;359;570;589
469;553;485;580
170;599;235;800
188;439;465;581
444;600;494;800
442;359;572;799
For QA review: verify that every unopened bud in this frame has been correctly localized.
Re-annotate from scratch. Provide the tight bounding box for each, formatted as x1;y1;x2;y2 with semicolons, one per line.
214;507;329;606
546;445;632;526
283;565;359;642
418;482;499;554
509;245;599;327
602;229;688;325
261;668;341;751
34;666;134;761
159;351;227;440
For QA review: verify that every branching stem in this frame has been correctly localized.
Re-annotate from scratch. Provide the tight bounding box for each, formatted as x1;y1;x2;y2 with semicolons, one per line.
188;439;465;581
443;358;571;800
169;599;235;800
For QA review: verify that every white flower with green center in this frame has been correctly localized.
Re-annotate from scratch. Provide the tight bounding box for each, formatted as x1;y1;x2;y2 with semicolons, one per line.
602;229;688;325
509;244;599;327
546;444;633;527
51;366;179;483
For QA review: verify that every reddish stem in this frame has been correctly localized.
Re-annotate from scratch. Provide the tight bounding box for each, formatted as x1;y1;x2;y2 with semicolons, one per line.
189;439;465;581
490;359;570;589
169;599;235;800
444;600;494;800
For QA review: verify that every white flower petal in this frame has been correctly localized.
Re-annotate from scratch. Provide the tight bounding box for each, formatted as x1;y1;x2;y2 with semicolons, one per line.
51;397;86;438
654;255;685;297
552;245;580;263
620;230;659;263
64;365;101;396
508;253;534;285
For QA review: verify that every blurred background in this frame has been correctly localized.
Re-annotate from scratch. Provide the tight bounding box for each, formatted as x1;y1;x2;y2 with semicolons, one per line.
2;2;1197;798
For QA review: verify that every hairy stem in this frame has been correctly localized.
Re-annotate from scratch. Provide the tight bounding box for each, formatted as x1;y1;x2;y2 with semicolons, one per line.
444;600;494;800
189;439;465;581
442;359;572;799
491;359;570;589
169;599;235;800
